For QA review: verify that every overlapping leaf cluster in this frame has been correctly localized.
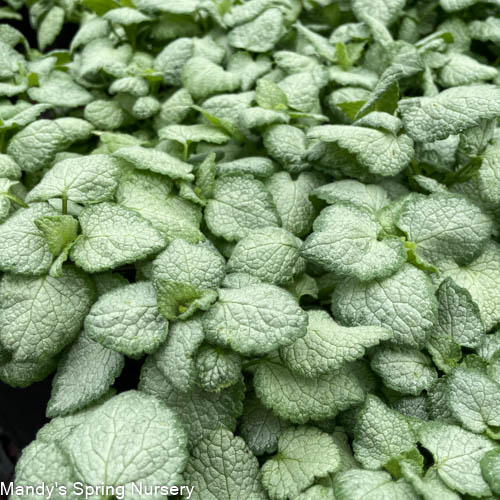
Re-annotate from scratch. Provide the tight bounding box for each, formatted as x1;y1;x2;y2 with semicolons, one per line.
1;0;500;498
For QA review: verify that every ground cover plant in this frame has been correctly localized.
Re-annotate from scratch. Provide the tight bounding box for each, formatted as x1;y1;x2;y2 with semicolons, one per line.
1;0;500;498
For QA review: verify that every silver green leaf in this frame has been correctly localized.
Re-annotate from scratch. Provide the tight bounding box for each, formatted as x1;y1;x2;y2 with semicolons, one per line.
28;71;92;108
265;171;324;237
418;422;497;497
280;309;391;377
396;193;492;267
203;283;307;356
332;264;438;349
261;427;341;500
228;227;301;285
239;394;291;456
308;124;414;177
46;332;124;417
371;347;437;395
184;428;267;500
181;57;240;100
481;449;500;496
84;282;168;358
334;470;420;500
228;8;285;53
26;155;122;204
7;119;69;173
301;203;407;280
70;203;165;273
195;344;241;393
399;85;500;142
139;356;244;444
0;202;58;275
113;146;194;181
152;239;225;290
439;242;500;331
152;316;204;393
63;391;188;490
0;267;95;362
447;367;500;435
116;170;204;244
205;175;279;242
353;395;416;470
253;360;365;424
12;440;76;500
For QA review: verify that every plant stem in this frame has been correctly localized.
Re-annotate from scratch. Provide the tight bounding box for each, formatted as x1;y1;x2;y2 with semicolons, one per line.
62;195;68;215
5;193;28;208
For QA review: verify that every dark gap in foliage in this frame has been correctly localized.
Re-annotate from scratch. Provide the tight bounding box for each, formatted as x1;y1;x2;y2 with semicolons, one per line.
0;376;53;471
2;7;36;48
417;442;434;468
113;356;143;393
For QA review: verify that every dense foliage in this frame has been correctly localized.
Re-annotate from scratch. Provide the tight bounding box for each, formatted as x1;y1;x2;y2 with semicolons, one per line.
1;0;500;498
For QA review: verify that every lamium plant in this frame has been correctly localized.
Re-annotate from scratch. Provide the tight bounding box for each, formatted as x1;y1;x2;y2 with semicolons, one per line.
0;0;500;498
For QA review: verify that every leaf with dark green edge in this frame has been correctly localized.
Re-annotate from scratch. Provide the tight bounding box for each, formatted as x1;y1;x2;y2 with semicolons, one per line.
446;367;500;436
70;203;165;273
256;78;288;111
333;469;420;500
184;428;267;500
332;264;438;349
61;391;188;495
191;105;246;143
0;267;95;363
182;57;240;100
438;242;500;332
399;85;500;143
301;203;407;281
46;332;124;418
205;175;280;242
0;356;57;389
307;124;413;177
159;124;230;159
427;277;484;372
28;71;92;108
151;238;225;291
253;359;365;424
228;9;286;54
6;119;69;173
116;170;204;245
11;440;76;500
353;395;416;470
280;309;391;378
371;347;437;396
152;316;204;393
194;344;241;393
239;394;291;457
418;421;497;497
402;465;461;500
113;145;194;181
263;124;308;173
228;227;302;285
261;427;342;500
397;193;492;268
